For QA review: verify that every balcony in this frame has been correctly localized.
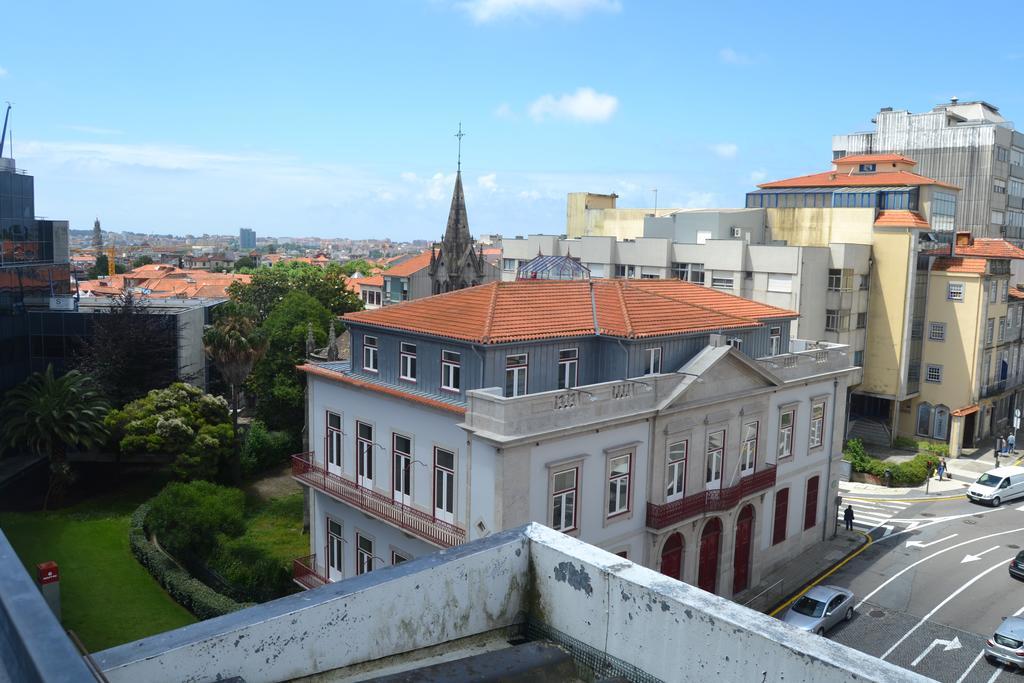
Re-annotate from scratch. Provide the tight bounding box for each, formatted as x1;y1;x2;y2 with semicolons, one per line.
292;554;328;590
756;340;852;383
292;452;467;548
646;466;777;530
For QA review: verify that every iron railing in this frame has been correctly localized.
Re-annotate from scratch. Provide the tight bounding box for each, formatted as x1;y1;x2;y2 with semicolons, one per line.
292;553;328;590
646;466;777;530
291;452;467;548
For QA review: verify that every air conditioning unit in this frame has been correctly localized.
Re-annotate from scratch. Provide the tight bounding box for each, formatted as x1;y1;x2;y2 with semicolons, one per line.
731;227;742;238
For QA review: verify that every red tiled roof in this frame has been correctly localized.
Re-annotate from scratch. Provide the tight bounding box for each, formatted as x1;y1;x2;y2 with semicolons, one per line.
1009;288;1024;301
759;170;959;190
342;279;796;344
923;238;1024;261
951;404;979;417
382;250;433;277
874;210;931;229
931;257;987;274
834;154;917;165
346;274;385;295
297;363;465;415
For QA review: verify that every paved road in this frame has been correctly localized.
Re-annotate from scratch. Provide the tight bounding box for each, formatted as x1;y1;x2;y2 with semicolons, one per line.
820;495;1024;682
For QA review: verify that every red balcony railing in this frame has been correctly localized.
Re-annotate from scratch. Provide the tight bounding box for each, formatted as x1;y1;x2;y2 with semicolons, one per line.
292;553;328;590
291;452;467;548
646;465;777;530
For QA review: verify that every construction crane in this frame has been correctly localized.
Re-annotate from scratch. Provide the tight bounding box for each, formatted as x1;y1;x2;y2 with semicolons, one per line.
107;246;116;277
0;103;10;158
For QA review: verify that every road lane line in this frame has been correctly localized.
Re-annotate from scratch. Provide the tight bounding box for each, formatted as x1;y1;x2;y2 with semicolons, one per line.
955;650;985;683
880;557;1012;661
986;666;1001;683
856;526;1024;609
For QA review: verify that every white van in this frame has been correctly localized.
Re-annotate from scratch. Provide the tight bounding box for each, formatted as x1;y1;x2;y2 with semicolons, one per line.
967;466;1024;506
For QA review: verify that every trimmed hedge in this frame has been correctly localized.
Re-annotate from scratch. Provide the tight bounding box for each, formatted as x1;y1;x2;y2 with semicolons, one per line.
129;504;254;620
892;436;950;457
843;438;940;487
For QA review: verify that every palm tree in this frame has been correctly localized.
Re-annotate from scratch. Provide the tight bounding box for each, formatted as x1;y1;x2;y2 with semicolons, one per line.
204;303;267;483
0;365;109;509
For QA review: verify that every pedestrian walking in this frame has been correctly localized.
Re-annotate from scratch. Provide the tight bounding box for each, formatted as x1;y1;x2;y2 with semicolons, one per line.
936;459;946;481
844;505;854;531
1010;433;1016;454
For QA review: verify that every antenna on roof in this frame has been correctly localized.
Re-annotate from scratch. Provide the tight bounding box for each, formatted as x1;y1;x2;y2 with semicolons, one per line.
454;122;465;173
0;102;11;158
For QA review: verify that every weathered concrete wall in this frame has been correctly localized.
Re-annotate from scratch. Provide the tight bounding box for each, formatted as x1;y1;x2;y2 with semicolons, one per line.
524;524;928;683
95;529;531;683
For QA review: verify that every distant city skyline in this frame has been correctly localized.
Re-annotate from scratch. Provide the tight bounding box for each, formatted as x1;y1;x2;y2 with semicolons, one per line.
3;1;1022;240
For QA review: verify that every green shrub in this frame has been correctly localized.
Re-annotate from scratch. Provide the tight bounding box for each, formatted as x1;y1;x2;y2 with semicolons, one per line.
148;481;245;561
209;537;295;603
240;421;297;477
843;439;939;486
893;436;918;450
129;504;253;620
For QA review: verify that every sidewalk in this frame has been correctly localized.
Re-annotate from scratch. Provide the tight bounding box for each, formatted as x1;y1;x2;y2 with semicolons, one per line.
839;441;1023;500
741;530;864;614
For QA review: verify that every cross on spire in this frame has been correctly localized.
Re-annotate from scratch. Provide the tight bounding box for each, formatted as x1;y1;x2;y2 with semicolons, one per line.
455;122;465;172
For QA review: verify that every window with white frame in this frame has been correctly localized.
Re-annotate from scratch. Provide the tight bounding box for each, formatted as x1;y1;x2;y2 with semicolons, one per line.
999;317;1007;342
1003;280;1010;303
991;282;999;303
504;354;528;397
391;550;410;565
825;309;847;332
551;467;578;532
740;422;758;474
645;347;662;375
1012;179;1024;197
356;421;374;488
327;519;344;580
995;178;1008;194
925;364;943;383
355;533;374;575
441;350;461;391
607;453;632;517
1013;147;1024;167
558;348;578;390
502;258;516;271
767;273;793;293
362;335;378;372
778;408;795;459
809;401;825;449
947;282;964;301
399;342;417;381
769;326;782;356
614;264;636;279
711;272;734;289
666;441;687;501
705;430;724;488
987;318;995;345
327;411;343;470
993;210;1005;226
392;433;412;504
856;312;867;329
433;448;455;522
928;322;946;342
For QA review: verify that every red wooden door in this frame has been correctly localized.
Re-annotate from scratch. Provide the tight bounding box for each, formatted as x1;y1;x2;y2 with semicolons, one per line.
698;518;722;594
660;533;684;580
733;505;754;594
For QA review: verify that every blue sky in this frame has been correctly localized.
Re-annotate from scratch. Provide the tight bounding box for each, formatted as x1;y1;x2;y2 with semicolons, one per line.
3;0;1023;240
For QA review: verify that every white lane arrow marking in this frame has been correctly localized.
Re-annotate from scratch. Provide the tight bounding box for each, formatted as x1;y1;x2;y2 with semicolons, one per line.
961;546;1001;563
1016;504;1024;511
911;636;962;667
906;533;958;549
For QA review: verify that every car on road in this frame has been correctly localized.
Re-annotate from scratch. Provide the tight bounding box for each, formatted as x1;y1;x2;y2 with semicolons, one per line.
986;616;1024;667
966;466;1024;507
780;585;854;636
1011;550;1024;581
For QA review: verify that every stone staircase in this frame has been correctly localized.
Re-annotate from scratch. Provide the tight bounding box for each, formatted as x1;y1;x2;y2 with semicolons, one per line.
847;417;891;446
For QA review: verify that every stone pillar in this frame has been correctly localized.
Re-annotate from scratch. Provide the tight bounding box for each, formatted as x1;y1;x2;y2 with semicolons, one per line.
949;416;963;459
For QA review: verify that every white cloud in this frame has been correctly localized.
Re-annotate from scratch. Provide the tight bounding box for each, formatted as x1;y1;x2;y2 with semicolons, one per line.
459;0;620;22
710;143;738;159
0;67;7;78
528;87;619;123
493;102;514;119
719;47;752;65
400;171;419;182
749;169;767;183
477;173;497;191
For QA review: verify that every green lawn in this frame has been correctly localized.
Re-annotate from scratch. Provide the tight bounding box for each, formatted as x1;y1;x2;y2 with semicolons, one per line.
0;478;196;653
241;492;308;564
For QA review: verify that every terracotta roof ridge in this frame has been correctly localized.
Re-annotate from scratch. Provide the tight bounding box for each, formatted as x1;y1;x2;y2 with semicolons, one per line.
610;280;634;337
480;281;501;343
627;281;775;327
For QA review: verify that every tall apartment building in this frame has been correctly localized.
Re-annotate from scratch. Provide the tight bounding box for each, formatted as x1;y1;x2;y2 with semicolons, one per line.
291;278;855;602
566;191;683;239
833;99;1024;242
239;227;256;250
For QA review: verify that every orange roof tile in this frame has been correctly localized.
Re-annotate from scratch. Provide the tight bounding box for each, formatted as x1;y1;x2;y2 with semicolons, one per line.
297;363;465;415
342;279;796;344
382;250;434;277
931;257;987;274
834;153;917;165
873;210;932;229
951;404;979;417
924;238;1024;260
759;170;959;190
1009;288;1024;301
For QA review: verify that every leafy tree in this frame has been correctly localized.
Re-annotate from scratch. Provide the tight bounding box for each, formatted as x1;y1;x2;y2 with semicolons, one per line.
226;261;362;324
233;255;256;271
75;290;178;406
148;481;245;561
105;383;233;481
203;303;267;483
0;366;109;509
240;420;297;477
86;254;126;279
131;255;154;268
247;291;331;431
339;258;380;277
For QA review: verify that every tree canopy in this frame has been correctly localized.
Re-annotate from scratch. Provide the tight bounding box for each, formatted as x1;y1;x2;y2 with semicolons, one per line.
86;254;126;279
226;261;362;324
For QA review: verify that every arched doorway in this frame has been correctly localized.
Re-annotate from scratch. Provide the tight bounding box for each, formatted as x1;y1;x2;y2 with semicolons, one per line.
659;532;684;581
698;518;722;594
733;505;754;594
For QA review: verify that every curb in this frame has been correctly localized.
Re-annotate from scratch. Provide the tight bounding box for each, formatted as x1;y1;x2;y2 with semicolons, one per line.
768;530;872;618
842;492;966;503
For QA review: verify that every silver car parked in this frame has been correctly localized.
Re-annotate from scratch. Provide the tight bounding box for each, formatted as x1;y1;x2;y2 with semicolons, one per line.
986;616;1024;668
781;585;854;636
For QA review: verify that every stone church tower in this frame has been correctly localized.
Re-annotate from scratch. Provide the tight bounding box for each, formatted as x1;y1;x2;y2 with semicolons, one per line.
428;170;486;294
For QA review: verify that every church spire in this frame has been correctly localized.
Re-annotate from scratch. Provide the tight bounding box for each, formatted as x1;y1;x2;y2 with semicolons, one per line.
443;169;471;245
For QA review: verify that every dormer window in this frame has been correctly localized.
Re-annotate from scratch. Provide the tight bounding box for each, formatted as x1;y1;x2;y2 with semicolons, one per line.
858;163;876;173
